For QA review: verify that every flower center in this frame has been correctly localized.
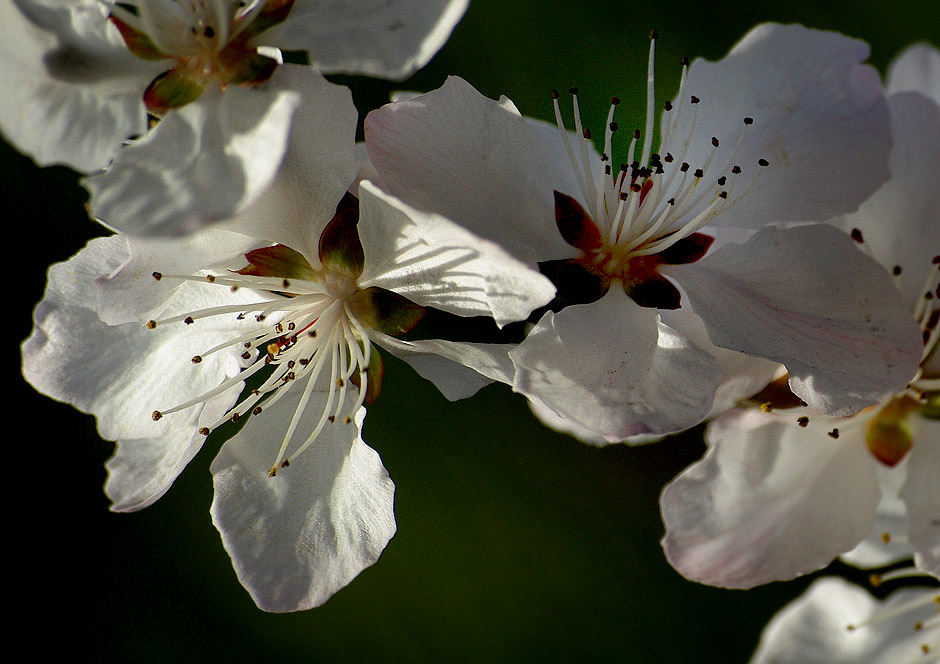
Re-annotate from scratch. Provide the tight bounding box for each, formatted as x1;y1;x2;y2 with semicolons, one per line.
546;32;768;309
109;0;294;112
146;194;425;477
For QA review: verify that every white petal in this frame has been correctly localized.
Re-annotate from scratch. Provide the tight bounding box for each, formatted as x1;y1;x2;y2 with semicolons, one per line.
221;67;359;261
357;181;555;327
365;75;578;264
210;394;395;613
0;0;159;171
22;236;249;510
667;23;890;228
85;65;348;238
899;418;940;577
509;291;720;443
750;578;938;664
666;224;923;416
268;0;468;80
661;409;879;588
96;228;263;325
834;92;940;312
659;301;782;419
375;333;515;400
887;43;940;105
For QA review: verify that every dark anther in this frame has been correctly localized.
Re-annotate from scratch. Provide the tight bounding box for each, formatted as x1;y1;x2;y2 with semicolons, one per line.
649;29;659;39
690;96;700;104
609;121;618;132
611;96;621;105
758;158;770;167
851;228;864;243
828;428;840;439
892;265;903;276
717;176;727;186
203;25;215;38
694;168;704;178
152;271;163;280
568;87;579;95
551;89;560;99
731;165;741;174
664;100;673;112
583;128;592;139
797;416;809;427
711;137;719;147
744;117;754;125
184;316;195;325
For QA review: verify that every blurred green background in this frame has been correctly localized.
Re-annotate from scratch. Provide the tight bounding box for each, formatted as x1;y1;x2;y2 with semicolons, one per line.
10;0;939;661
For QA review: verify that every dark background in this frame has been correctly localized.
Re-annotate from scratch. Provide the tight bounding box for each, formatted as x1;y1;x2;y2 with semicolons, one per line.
9;0;939;661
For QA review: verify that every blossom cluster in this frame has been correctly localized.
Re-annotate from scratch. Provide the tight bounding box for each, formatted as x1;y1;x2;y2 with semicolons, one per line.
9;0;938;657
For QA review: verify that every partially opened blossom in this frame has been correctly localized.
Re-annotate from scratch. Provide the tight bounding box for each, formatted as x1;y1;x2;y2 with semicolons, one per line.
366;23;923;443
23;147;553;611
749;577;940;664
0;0;467;235
660;44;940;588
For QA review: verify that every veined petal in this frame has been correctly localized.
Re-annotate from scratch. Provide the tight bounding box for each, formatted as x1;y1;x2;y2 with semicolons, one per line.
220;67;358;262
0;0;160;171
899;419;940;577
23;236;252;509
887;42;940;105
84;65;314;237
668;23;891;229
96;228;264;325
365;75;579;264
356;181;556;328
374;333;516;400
660;408;880;588
509;291;720;443
667;224;923;416
210;393;395;613
267;0;468;80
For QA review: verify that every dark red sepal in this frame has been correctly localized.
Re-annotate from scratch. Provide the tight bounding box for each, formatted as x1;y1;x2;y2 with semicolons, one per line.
239;0;296;40
554;190;603;251
319;192;364;278
349;347;384;404
625;273;682;309
658;232;714;265
109;15;171;61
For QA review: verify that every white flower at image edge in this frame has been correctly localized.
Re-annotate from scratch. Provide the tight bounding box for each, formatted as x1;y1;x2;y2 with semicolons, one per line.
22;178;554;612
659;44;940;589
0;0;468;236
365;23;923;444
749;577;940;664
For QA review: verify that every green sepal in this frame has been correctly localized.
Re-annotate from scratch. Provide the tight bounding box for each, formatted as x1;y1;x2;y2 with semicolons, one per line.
319;192;364;278
143;68;207;113
225;51;279;86
921;391;940;419
350;347;384;404
349;287;426;336
237;245;318;281
239;0;296;41
109;15;171;61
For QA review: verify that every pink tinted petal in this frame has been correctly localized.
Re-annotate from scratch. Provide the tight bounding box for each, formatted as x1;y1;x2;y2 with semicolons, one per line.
667;23;890;229
667;224;923;416
365;75;578;264
661;409;880;588
269;0;467;80
509;291;720;443
210;397;395;613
